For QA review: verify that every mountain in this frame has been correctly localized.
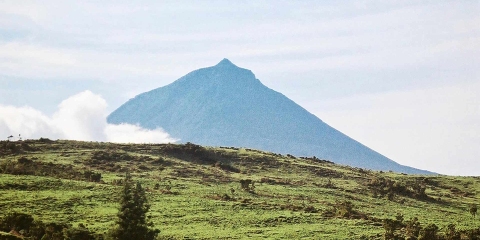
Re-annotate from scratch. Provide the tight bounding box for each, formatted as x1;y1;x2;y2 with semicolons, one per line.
108;59;432;174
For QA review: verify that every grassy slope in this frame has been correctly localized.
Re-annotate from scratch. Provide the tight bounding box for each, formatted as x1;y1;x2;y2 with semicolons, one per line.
0;140;479;239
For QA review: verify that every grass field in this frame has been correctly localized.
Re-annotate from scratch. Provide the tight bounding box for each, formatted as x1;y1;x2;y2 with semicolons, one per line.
0;139;479;239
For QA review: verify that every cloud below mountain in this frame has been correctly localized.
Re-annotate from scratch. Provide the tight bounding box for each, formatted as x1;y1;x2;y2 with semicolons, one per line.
0;91;177;143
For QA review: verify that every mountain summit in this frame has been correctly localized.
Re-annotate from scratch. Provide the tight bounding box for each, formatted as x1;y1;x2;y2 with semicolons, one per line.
108;59;431;174
216;58;236;67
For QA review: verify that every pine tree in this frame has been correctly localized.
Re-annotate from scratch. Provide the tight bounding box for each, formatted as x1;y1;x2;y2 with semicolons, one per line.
110;172;159;240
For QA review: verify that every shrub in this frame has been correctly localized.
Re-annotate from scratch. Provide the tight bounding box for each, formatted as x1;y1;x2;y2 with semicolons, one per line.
445;223;460;240
335;201;354;218
0;212;34;233
367;177;429;201
323;201;364;219
0;232;22;240
405;217;421;239
214;161;240;173
323;178;336;189
0;142;21;155
304;205;318;213
84;170;102;182
42;222;69;240
239;179;254;192
383;214;480;240
470;205;477;218
419;224;438;240
17;157;32;164
0;212;97;240
38;138;53;143
382;219;398;240
0;158;101;182
63;226;96;240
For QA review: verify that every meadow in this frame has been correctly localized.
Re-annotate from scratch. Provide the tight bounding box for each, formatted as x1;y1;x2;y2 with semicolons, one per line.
0;139;479;239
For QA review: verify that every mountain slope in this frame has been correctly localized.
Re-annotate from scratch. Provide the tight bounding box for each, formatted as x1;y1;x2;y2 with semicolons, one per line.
108;59;432;174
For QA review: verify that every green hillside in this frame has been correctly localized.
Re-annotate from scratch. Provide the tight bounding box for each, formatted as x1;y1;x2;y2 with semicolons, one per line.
0;140;479;239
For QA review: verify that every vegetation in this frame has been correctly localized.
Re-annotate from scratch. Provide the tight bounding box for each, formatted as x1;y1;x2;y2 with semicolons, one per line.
108;172;159;240
0;139;479;239
0;212;98;240
381;214;480;239
471;205;478;218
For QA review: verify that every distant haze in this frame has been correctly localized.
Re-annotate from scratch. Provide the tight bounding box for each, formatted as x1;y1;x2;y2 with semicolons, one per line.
0;1;478;175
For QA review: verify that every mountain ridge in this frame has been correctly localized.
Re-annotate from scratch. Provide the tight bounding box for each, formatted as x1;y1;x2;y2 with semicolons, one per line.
108;59;433;174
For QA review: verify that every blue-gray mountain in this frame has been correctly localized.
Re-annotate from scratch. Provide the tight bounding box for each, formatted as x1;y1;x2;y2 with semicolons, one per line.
108;59;432;174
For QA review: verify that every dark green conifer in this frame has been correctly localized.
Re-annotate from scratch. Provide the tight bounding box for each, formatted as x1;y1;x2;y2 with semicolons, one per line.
110;172;159;240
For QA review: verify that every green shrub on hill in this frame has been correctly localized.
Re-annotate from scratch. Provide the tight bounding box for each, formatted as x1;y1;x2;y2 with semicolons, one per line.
0;157;101;182
382;214;480;240
368;176;429;201
0;212;97;240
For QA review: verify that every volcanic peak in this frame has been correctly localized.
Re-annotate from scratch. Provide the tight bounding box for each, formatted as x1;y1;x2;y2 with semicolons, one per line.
177;58;259;88
215;58;237;68
107;58;433;174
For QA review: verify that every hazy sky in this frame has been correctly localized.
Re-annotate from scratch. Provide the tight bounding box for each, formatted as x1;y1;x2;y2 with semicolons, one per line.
0;1;479;175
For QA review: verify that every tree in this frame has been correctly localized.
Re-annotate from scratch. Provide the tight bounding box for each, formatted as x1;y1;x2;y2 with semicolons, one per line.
110;172;159;240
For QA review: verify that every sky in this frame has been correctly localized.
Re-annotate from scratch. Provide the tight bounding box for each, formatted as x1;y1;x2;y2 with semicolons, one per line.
0;1;479;175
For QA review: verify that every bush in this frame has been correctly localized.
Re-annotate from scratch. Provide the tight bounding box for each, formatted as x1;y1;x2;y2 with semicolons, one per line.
0;232;22;240
0;212;98;240
0;212;34;233
367;177;429;201
323;201;365;219
239;179;255;192
84;170;102;182
405;217;421;239
0;142;20;155
470;205;477;218
63;226;96;240
383;214;480;240
419;223;438;240
304;206;318;213
0;158;101;183
38;138;54;143
214;161;240;173
445;223;460;240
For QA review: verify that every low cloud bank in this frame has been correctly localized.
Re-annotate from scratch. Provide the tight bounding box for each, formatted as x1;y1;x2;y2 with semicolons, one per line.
0;91;177;143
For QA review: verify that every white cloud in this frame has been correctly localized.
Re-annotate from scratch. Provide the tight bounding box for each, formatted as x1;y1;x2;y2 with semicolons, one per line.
105;124;175;144
0;105;61;139
0;42;77;79
0;91;177;144
1;1;477;81
52;90;107;141
0;0;48;23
